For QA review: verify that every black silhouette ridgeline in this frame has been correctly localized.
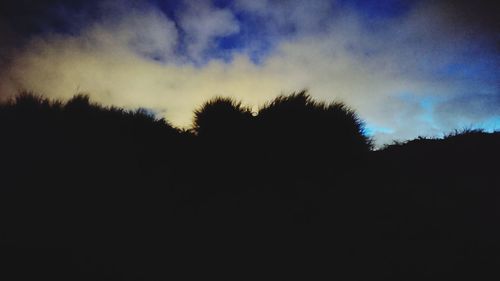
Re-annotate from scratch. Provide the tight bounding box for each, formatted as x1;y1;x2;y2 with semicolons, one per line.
0;91;498;280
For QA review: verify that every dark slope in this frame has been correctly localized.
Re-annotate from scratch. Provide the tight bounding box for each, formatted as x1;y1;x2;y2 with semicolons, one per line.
0;93;498;280
369;131;500;280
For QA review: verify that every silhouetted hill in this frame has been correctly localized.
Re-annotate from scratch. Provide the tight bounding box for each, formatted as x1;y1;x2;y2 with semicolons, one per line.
0;92;498;280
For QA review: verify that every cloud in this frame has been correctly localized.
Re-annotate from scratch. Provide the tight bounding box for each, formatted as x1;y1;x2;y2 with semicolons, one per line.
434;94;500;129
422;0;499;38
178;0;240;61
0;0;498;146
0;20;15;69
233;0;334;35
88;1;179;61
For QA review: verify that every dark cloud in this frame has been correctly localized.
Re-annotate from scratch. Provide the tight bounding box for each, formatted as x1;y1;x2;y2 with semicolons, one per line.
436;0;499;32
0;0;96;34
422;0;500;50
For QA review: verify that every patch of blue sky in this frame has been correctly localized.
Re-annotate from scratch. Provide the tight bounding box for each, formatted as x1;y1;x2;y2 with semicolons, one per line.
478;116;500;132
338;0;415;20
212;11;282;64
396;92;446;128
436;59;497;81
184;35;275;66
212;32;273;63
212;0;237;9
364;124;395;137
153;0;183;19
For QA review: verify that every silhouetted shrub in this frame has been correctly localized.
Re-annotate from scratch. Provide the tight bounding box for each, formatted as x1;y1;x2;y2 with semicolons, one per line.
192;97;254;140
12;91;53;110
256;90;372;176
66;93;91;106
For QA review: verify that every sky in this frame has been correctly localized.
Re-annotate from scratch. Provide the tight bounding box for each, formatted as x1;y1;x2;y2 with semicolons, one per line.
0;0;498;146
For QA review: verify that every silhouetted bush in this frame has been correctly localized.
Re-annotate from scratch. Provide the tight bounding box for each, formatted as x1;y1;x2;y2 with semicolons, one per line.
65;93;92;112
256;90;372;177
192;96;254;140
12;91;56;111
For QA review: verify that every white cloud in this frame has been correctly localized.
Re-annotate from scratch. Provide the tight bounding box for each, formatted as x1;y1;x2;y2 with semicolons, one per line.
0;0;498;146
90;3;179;62
178;0;240;60
233;0;334;35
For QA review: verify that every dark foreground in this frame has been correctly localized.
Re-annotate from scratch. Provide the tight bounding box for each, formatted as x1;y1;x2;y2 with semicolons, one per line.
1;93;499;280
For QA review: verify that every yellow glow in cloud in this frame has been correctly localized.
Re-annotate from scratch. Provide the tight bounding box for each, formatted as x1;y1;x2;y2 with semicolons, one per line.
0;16;438;132
0;3;492;146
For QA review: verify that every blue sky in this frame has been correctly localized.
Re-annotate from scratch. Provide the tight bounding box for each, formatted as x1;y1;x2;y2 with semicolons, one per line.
0;0;498;146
